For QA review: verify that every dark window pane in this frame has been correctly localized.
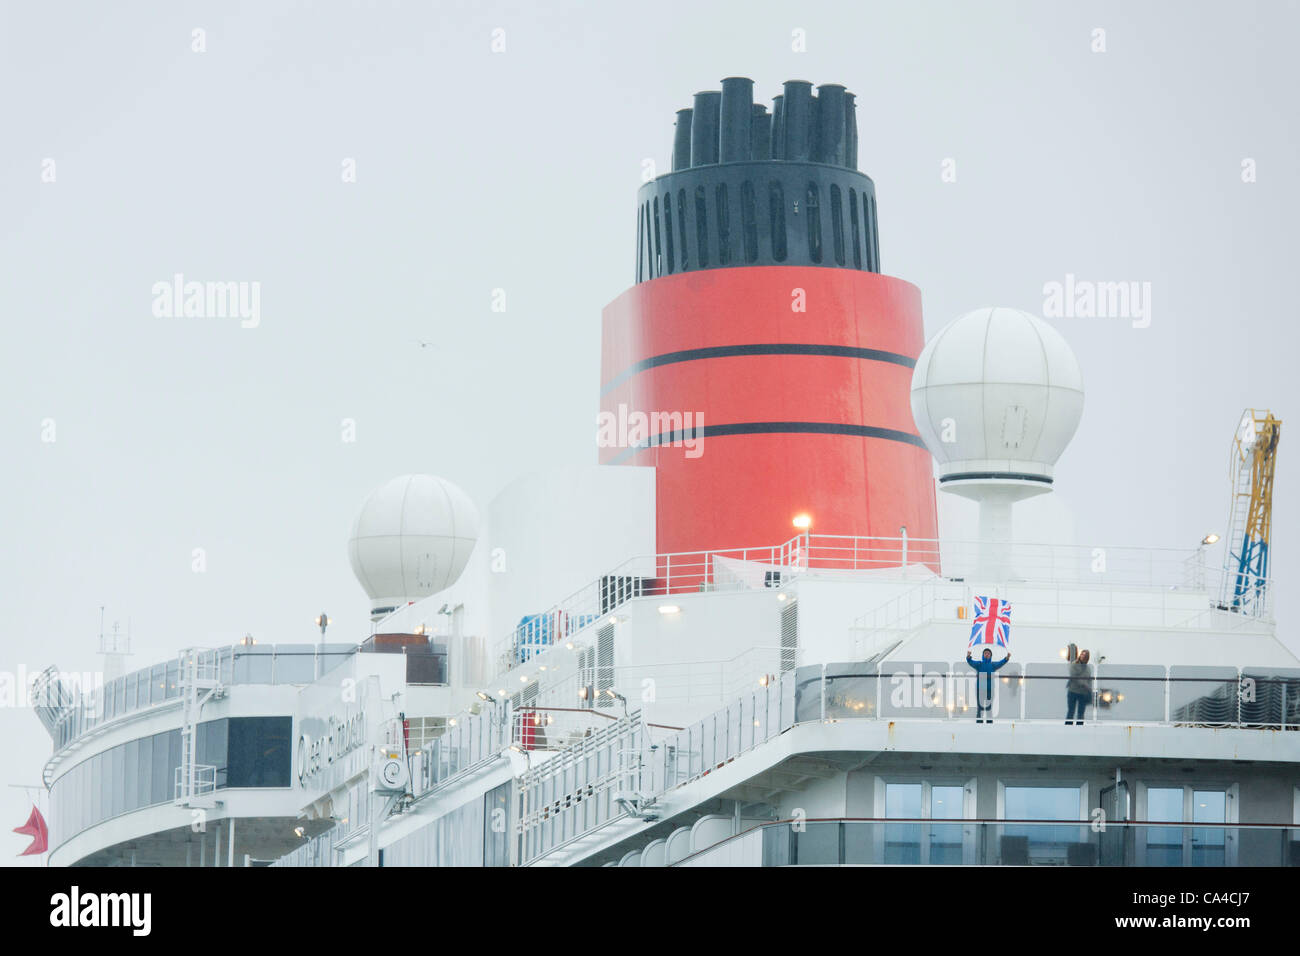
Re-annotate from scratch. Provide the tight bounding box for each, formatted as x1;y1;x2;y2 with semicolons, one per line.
110;746;124;818
152;732;170;805
227;717;291;788
123;738;139;812
167;730;182;801
137;733;152;808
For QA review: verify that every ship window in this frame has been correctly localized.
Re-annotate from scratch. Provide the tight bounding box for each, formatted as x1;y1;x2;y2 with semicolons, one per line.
830;184;845;266
152;731;169;805
136;735;152;811
1139;784;1232;866
694;185;709;268
741;180;758;263
805;182;822;263
226;716;291;788
715;183;730;265
769;181;787;261
635;204;644;282
1001;784;1085;865
662;194;675;274
677;189;689;270
848;187;862;269
884;783;922;864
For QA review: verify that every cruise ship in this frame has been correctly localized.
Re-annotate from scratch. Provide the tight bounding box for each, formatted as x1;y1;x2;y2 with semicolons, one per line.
28;77;1299;870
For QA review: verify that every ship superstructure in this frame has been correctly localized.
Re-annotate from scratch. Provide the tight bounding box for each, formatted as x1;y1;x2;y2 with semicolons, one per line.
30;78;1300;869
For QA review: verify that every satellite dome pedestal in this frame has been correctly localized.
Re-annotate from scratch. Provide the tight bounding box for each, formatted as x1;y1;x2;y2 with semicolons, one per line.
943;478;1051;581
910;307;1085;583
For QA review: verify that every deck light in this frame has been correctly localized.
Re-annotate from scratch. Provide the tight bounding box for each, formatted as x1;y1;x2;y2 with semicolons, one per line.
658;605;681;615
792;513;812;530
1202;533;1220;546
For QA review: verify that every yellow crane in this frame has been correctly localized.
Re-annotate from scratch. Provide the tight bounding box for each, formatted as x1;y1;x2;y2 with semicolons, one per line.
1221;409;1281;615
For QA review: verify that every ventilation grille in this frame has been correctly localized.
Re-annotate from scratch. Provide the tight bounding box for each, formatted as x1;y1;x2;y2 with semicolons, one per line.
596;623;615;709
780;601;799;673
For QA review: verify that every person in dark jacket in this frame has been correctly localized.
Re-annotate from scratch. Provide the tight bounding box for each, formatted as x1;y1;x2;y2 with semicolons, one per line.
1066;649;1092;725
966;646;1011;723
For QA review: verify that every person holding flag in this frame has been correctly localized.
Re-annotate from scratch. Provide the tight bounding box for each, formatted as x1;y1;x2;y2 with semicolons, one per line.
966;595;1012;723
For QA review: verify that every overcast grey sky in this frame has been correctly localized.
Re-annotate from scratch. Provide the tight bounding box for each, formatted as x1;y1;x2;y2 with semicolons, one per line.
3;0;1298;859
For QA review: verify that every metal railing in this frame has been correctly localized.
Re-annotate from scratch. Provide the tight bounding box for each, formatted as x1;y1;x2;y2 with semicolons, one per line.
46;643;360;754
173;764;218;802
412;700;513;796
518;660;1300;863
491;533;1270;674
682;818;1300;867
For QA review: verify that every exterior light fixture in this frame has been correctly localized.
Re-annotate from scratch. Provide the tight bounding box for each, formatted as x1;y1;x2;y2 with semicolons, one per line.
315;612;329;636
792;513;812;530
476;691;492;702
1201;533;1220;546
658;605;681;615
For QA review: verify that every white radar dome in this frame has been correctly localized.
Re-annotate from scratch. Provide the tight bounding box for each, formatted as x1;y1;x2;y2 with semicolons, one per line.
910;307;1084;490
348;474;480;621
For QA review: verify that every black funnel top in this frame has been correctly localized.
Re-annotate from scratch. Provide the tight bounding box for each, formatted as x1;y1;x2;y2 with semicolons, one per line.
639;78;881;284
669;77;861;169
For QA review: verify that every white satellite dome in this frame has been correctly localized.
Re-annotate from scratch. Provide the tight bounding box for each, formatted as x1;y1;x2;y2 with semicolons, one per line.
910;307;1084;489
348;474;480;621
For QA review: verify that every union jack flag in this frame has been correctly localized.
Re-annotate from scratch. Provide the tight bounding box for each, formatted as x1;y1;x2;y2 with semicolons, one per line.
969;595;1011;649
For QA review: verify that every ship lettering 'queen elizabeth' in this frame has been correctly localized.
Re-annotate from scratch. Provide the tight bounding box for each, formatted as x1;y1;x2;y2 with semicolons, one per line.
29;78;1297;869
